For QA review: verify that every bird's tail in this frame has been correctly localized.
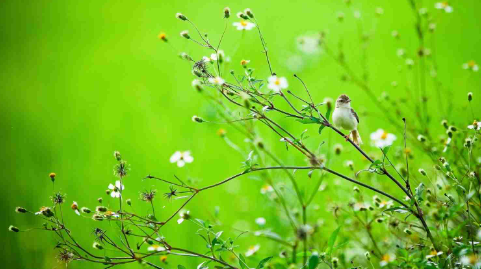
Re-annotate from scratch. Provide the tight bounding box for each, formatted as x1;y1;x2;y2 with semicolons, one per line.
350;130;362;146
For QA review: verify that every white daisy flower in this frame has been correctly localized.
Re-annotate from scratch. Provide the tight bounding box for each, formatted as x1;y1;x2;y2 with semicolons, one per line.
260;185;273;194
380;253;395;267
426;250;443;259
177;210;190;224
435;2;453;13
245;244;260;257
148;245;166;252
71;201;80;216
255;217;266;226
108;181;124;198
208;77;225;86
460;254;480;267
463;60;479;72
297;34;322;54
233;20;255;30
170;151;194;167
267;76;288;93
378;200;393;209
370;129;397;148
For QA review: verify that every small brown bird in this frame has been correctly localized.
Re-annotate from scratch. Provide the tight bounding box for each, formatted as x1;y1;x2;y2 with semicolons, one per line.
332;94;362;145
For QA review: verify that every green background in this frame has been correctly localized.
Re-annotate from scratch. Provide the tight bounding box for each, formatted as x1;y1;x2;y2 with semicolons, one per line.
1;0;480;268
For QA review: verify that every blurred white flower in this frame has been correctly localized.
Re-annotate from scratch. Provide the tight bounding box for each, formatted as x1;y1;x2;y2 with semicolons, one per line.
463;60;479;72
233;20;255;30
435;2;453;13
148;245;166;252
378;200;393;209
255;217;266;226
260;185;273;194
370;129;397;148
297;34;321;54
426;250;443;259
267;75;288;93
380;253;395;267
245;244;260;257
460;254;480;267
170;151;194;167
108;181;124;198
71;201;80;216
208;76;225;86
177;210;190;224
203;50;225;62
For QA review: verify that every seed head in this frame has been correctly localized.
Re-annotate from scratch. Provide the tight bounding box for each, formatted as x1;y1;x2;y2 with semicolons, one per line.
244;8;254;18
114;151;121;161
175;13;187;21
141;189;157;202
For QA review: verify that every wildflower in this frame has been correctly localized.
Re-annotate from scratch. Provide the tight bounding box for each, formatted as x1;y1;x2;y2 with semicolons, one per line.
141;189;157;202
396;48;405;58
104;211;119;218
175;13;187;21
8;225;19;232
71;201;80;215
260;185;273;194
208;76;225;86
180;30;190;39
170;151;194;167
245;245;260;257
217;128;227;137
108;181;124;198
435;2;453;13
177;210;190;224
377;199;393;209
36;206;54;218
93;242;103;250
160;255;168;263
378;255;396;267
240;59;250;66
192;115;204;123
370;129;397;148
460;254;480;267
233;20;255;31
267;75;288;93
244;8;254;18
223;7;231;18
255;217;266;226
49;172;56;182
113;160;129;178
426;249;443;259
15;207;27;213
56;250;74;264
81;207;92;214
468;120;481;130
158;32;167;42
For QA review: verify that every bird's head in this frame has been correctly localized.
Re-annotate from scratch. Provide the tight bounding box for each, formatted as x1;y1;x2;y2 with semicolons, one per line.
336;94;351;108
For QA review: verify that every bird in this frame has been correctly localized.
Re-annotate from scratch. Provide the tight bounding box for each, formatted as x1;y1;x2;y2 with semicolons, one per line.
332;94;362;145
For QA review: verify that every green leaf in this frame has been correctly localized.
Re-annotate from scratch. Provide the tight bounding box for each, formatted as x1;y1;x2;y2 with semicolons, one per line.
296;117;321;124
318;124;326;135
178;266;187;269
415;183;425;202
239;254;247;269
256;256;273;269
382;146;391;155
384;206;409;214
308;254;320;269
327;226;341;255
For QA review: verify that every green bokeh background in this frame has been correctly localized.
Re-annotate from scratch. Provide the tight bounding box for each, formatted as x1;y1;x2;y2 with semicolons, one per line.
1;0;480;268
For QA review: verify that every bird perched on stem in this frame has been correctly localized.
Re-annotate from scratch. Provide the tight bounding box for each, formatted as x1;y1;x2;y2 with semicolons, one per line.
332;94;362;145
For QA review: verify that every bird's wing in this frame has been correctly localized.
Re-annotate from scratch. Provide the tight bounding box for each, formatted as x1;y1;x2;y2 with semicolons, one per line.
351;108;359;123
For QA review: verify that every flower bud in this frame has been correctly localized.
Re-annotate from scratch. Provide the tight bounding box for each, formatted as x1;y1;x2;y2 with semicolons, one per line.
323;98;333;110
71;201;78;211
448;126;457;132
337;12;345;22
81;207;92;214
468;92;473;102
192;79;203;92
441;120;448;129
434;165;441;171
239;92;251;109
113;151;121;161
223;7;231;18
404;228;412;235
353;186;360;193
192;115;204;123
334;144;343;155
180;30;190;39
175;13;187;21
49;172;56;182
217;128;227;138
98;197;103;204
92;214;104;221
180;52;193;61
365;252;371;260
464;138;472;148
15;207;27;213
237;12;249;20
158;32;167;42
96;206;108;213
331;257;339;268
417;135;426;142
418;169;427;176
376;218;384;223
106;189;111;195
244;8;254;18
93;242;104;250
469;171;476;178
9;225;19;232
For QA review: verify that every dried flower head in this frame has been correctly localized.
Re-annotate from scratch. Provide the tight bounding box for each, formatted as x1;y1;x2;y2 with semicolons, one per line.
113;160;130;178
56;249;75;264
141;189;157;202
163;186;177;200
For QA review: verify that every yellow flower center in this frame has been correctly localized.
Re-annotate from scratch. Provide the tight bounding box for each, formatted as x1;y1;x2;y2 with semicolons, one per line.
468;254;478;264
430;250;438;256
274;79;281;85
241;21;248;26
160;255;168;262
468;60;476;67
380;131;388;139
442;2;449;8
158;33;167;40
473;120;478;126
382;254;391;262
